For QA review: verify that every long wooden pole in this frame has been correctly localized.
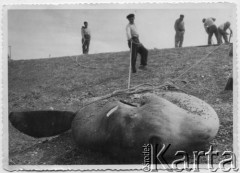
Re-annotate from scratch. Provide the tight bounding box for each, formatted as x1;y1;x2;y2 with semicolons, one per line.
128;41;132;89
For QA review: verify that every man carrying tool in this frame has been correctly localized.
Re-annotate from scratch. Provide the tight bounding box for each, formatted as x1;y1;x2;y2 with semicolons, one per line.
174;14;185;48
218;21;233;44
126;14;148;73
81;21;91;54
202;17;220;45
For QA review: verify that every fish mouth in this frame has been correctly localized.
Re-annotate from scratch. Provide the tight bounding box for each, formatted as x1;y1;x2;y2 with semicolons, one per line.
119;100;138;107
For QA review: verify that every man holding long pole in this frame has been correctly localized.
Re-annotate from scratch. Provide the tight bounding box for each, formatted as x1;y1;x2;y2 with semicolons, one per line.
218;21;233;44
126;14;148;73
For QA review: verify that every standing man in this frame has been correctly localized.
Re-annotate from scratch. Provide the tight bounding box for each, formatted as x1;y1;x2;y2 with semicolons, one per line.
218;21;232;44
202;18;220;45
126;14;148;73
174;14;185;48
81;21;91;54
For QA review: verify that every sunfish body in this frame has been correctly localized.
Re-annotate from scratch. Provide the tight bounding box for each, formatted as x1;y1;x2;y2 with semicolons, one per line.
9;92;219;160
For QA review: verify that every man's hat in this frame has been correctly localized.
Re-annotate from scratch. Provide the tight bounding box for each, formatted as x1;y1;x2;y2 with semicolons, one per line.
180;14;184;18
127;14;135;19
226;21;231;27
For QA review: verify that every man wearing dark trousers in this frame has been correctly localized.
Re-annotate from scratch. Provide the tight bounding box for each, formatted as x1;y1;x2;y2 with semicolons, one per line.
81;21;91;54
174;14;185;48
126;14;148;73
202;18;220;45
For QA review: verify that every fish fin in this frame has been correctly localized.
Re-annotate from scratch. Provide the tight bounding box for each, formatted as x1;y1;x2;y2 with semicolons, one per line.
9;111;76;138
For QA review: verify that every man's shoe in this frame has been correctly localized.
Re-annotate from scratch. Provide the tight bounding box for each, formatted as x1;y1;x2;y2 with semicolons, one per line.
139;65;147;70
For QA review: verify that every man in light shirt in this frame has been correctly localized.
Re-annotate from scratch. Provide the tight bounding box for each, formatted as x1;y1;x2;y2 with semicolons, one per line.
202;18;220;45
218;21;232;44
174;14;185;48
81;21;91;54
126;14;148;73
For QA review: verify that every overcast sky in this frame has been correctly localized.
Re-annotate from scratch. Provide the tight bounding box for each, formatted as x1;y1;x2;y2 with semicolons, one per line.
8;3;235;60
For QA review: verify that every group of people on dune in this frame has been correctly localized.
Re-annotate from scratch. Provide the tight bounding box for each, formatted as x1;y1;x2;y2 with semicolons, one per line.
81;13;232;73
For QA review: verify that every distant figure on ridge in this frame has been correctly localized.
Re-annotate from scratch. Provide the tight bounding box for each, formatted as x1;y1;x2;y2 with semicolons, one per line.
126;14;148;73
218;21;233;44
81;21;91;54
174;14;185;48
202;18;220;45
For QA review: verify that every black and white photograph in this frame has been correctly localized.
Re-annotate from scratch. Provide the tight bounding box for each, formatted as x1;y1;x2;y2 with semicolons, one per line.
2;1;239;171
